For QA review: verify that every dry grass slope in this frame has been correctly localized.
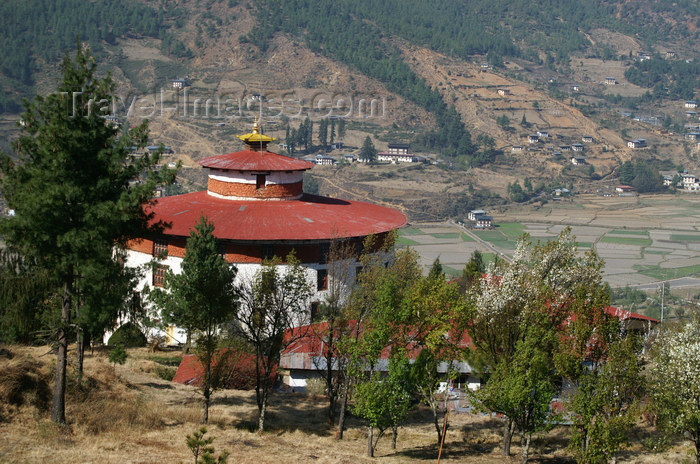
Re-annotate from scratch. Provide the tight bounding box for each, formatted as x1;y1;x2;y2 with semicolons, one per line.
0;345;694;463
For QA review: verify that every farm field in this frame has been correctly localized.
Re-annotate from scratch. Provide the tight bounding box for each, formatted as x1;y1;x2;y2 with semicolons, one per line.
401;194;700;289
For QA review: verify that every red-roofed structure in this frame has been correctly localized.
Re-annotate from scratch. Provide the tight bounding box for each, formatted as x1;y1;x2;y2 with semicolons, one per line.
121;119;406;345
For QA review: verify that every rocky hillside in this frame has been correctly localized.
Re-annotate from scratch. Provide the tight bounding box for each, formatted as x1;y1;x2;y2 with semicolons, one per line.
2;0;699;220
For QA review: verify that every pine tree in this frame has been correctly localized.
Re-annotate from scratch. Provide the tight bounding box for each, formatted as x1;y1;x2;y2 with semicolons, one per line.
360;136;377;163
150;216;238;424
0;41;176;424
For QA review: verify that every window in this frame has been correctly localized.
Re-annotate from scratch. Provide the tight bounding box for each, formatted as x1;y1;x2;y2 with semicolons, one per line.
261;244;275;261
152;264;168;287
310;302;320;321
153;239;168;257
256;174;266;189
317;269;328;291
319;242;330;264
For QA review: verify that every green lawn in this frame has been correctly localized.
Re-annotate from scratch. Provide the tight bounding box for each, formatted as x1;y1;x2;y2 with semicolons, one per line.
608;229;649;236
601;236;652;247
460;233;474;242
576;242;593;248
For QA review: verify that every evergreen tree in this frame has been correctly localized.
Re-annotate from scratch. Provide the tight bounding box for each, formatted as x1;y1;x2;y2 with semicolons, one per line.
0;42;176;424
330;119;336;146
337;118;346;140
149;216;238;424
318;118;328;151
360;136;377;163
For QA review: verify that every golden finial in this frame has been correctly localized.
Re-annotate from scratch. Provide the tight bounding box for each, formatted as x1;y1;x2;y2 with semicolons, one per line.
237;117;276;146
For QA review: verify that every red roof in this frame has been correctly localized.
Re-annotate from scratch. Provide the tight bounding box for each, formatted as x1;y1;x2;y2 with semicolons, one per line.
605;306;659;323
148;191;407;241
198;149;314;172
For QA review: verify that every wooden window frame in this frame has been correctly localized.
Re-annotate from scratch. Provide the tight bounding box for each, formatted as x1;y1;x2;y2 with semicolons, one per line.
152;264;168;288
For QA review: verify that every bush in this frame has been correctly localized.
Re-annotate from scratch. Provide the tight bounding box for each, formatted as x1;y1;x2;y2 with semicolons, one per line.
305;377;326;396
107;322;147;347
154;365;177;381
0;353;50;420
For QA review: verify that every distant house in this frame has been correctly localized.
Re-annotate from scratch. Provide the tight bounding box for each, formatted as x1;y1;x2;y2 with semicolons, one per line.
686;111;697;118
571;143;584;152
666;50;676;59
552;188;571;197
570;155;586;165
512;145;524;152
571;85;581;92
172;77;189;89
377;152;419;163
685;133;700;141
377;143;418;163
637;53;651;61
480;62;490;69
343;154;355;163
330;142;344;150
582;135;594;143
475;215;493;229
387;143;410;155
315;155;336;166
146;145;174;154
536;130;550;138
627;139;647;149
685;100;698;109
559;145;571;152
615;185;635;193
663;175;675;187
468;210;486;221
468;209;493;228
497;88;511;96
528;134;540;144
604;77;617;85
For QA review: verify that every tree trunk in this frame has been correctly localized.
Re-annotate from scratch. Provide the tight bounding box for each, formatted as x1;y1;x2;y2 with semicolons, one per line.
76;325;84;381
392;424;398;449
51;278;72;425
327;363;336;425
203;361;211;424
257;388;268;433
432;402;442;445
367;426;374;457
695;439;699;464
502;418;515;456
521;433;531;464
336;374;350;439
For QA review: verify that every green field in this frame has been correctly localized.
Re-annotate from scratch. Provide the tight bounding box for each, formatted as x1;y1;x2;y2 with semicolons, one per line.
396;236;419;246
399;227;423;236
497;222;526;239
431;233;461;239
670;234;700;242
635;263;700;280
608;229;649;236
601;236;653;247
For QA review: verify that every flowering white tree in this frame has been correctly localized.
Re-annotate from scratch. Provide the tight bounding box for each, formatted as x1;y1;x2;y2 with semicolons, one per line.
650;316;700;464
469;228;610;457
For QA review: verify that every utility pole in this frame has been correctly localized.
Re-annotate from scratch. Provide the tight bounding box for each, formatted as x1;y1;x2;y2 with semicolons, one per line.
660;282;665;322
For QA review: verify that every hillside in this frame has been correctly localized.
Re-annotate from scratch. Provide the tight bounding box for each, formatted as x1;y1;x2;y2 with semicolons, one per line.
1;0;699;220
